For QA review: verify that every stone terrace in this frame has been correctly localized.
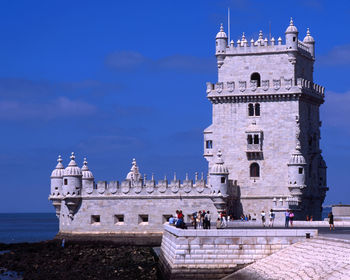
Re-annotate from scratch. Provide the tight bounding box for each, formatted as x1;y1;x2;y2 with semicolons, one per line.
223;237;350;280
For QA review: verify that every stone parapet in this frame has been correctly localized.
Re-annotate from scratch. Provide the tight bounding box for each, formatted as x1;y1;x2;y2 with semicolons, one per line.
159;225;317;280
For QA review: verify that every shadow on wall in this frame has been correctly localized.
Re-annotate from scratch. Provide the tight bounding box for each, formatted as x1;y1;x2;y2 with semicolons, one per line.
228;180;243;219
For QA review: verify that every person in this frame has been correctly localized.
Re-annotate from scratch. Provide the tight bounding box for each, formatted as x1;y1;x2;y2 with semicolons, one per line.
261;210;266;227
201;211;206;229
252;213;257;221
269;209;275;227
221;212;227;228
284;210;290;228
248;214;251;221
205;211;211;229
216;218;221;229
169;215;175;226
227;214;231;223
196;212;201;229
306;215;309;221
192;211;197;229
289;211;294;227
328;212;335;231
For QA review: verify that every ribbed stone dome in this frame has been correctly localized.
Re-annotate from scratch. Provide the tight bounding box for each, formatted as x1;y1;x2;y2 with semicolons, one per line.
303;28;315;43
51;155;65;178
288;146;306;165
64;152;82;176
216;23;227;39
82;158;94;179
210;150;229;174
285;18;298;34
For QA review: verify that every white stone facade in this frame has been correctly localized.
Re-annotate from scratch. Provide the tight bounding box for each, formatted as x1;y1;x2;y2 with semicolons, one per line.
204;19;327;221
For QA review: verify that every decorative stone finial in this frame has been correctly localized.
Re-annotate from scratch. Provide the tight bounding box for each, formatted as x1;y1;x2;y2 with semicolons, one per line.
216;150;224;165
185;173;189;180
70;152;75;161
164;174;167;180
201;172;204;180
307;28;310;36
290;17;294;26
195;172;198;181
259;30;263;40
151;173;154;181
220;23;224;32
58;155;62;163
230;40;234;46
83;157;87;166
173;172;177;181
242;32;245;41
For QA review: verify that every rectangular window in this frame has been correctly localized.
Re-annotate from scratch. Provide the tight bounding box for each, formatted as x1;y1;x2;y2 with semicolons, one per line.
139;214;149;224
114;215;124;224
64;179;68;185
91;215;100;224
298;168;303;174
206;140;213;149
247;135;253;144
162;215;172;224
254;134;259;144
221;177;226;183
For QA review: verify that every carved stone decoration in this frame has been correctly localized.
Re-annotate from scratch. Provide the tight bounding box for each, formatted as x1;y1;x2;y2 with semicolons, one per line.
183;185;192;193
121;185;130;194
216;82;223;93
85;187;93;194
196;185;204;193
158;184;166;193
262;80;269;91
239;81;246;92
227;81;235;92
250;80;257;91
134;186;142;194
206;82;213;94
273;79;281;90
285;78;292;90
171;184;179;193
146;186;154;193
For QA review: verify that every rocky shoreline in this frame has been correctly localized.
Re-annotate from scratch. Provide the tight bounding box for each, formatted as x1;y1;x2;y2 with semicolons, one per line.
0;240;159;280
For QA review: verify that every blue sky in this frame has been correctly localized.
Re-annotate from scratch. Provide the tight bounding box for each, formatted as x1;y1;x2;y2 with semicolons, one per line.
0;0;349;212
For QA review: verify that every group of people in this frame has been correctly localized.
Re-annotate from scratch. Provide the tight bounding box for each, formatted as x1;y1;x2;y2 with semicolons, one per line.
168;210;187;229
284;210;295;227
191;210;212;229
260;209;276;227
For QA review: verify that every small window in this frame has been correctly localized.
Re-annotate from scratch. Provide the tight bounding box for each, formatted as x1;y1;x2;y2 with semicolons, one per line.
248;103;254;116
139;215;149;224
254;134;259;144
206;140;213;149
91;215;100;224
221;177;226;183
298;168;303;174
250;163;260;177
255;103;260;116
114;215;124;224
64;179;68;185
162;215;172;224
250;72;261;87
247;135;253;144
293;37;296;42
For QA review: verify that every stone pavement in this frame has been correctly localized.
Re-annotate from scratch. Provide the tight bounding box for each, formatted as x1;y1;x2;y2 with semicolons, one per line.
223;237;350;280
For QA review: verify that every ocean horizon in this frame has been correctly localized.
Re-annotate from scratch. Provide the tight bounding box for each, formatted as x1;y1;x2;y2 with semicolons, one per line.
0;208;331;244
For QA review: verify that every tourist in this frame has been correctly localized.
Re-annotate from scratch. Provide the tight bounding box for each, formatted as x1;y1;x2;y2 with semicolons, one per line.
169;215;175;226
306;215;309;221
221;212;227;228
204;211;211;229
227;215;231;223
196;212;201;229
310;216;313;221
252;213;257;221
248;214;251;221
216;218;221;229
328;212;335;231
289;211;294;227
284;210;290;228
261;210;266;227
192;211;197;229
201;210;206;229
269;209;275;227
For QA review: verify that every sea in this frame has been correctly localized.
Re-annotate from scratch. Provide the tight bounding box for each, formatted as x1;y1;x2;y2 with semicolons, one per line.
0;213;58;244
0;208;332;244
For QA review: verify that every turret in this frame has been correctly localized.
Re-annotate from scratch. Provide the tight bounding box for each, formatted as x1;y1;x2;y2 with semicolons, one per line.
303;28;315;57
209;150;229;196
215;24;227;68
82;157;94;191
285;18;298;51
287;144;307;204
50;155;64;197
62;152;82;196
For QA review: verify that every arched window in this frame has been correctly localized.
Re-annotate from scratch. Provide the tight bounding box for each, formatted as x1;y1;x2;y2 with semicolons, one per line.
255;103;260;116
248;103;254;116
250;163;260;177
251;72;261;87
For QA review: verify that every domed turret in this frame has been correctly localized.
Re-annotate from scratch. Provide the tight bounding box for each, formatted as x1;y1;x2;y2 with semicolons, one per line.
209;150;229;196
81;157;94;192
285;18;298;51
216;24;228;68
62;152;82;196
303;28;315;57
50;155;64;196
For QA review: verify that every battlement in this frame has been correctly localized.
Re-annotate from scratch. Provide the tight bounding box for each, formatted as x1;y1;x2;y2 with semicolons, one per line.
206;77;324;100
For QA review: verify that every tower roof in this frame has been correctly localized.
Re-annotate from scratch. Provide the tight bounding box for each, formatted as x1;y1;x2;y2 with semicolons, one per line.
303;28;315;43
63;152;82;176
51;155;65;178
210;150;229;174
288;146;306;165
216;23;228;39
82;157;94;179
285;18;298;34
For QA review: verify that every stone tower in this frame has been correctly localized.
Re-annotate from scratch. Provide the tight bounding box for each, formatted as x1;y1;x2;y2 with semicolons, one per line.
204;18;328;220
